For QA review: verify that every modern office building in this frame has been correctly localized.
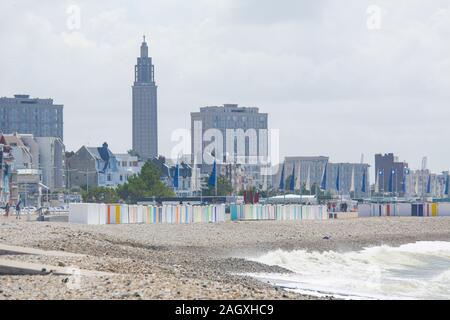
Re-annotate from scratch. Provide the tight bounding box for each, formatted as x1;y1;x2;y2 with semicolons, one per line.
191;104;268;164
325;163;370;197
374;153;409;195
0;94;63;140
276;157;370;197
278;156;329;192
132;37;158;160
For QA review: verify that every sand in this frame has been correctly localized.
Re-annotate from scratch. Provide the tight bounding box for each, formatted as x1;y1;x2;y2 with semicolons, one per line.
0;216;449;300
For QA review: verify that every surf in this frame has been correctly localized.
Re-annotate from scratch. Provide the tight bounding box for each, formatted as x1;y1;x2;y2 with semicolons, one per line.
247;241;450;300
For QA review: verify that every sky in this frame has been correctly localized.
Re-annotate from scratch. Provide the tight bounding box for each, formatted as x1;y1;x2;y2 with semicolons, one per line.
1;0;450;177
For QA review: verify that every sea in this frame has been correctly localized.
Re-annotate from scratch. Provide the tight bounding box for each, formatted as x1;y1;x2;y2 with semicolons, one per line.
247;241;450;300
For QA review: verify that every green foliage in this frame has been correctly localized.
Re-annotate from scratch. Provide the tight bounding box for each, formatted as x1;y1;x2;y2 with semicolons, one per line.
127;149;141;159
117;161;175;203
203;175;233;196
82;187;120;203
260;188;278;198
238;186;256;196
310;182;319;195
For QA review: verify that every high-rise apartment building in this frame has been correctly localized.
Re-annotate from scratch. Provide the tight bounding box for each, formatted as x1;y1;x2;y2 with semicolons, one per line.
0;94;63;140
191;104;268;165
191;104;268;190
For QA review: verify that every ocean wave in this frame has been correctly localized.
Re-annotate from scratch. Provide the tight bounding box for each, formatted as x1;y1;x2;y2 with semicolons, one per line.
247;242;450;300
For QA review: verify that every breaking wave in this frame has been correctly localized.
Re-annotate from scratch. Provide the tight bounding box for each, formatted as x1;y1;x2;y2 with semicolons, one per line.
248;242;450;300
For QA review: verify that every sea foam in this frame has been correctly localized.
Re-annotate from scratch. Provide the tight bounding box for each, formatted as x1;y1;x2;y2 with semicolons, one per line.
247;242;450;300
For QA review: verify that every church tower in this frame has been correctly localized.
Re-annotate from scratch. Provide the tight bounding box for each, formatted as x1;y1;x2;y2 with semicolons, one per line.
132;36;158;159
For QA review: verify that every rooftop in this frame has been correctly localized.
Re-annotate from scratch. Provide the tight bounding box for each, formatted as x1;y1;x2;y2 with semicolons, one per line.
197;104;262;114
0;95;62;107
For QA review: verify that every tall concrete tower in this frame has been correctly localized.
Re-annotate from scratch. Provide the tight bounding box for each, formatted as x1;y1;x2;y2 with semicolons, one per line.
132;36;158;160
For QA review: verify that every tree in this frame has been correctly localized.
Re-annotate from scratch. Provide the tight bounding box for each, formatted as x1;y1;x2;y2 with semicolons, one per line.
117;161;175;203
259;187;277;198
65;151;75;159
127;149;141;159
82;187;120;203
203;175;233;196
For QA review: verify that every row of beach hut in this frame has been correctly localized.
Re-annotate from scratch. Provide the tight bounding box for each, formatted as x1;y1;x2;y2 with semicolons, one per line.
230;204;329;221
358;202;450;217
69;203;226;225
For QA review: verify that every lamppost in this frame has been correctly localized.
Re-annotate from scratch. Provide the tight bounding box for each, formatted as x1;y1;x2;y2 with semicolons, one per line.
80;169;97;195
65;168;78;190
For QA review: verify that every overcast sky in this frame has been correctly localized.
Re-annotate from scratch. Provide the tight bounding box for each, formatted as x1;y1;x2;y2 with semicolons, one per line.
1;0;449;176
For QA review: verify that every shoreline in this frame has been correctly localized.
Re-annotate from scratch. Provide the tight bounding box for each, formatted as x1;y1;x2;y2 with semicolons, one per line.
1;216;450;300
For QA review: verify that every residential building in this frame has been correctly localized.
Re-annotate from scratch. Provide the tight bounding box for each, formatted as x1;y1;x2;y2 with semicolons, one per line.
1;133;34;170
1;133;65;191
151;156;197;197
0;94;63;140
132;37;158;160
35;137;65;190
0;138;14;205
68;143;119;189
114;153;143;185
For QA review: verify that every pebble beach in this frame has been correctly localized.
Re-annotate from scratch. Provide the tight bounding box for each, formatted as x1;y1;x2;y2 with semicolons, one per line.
1;216;450;300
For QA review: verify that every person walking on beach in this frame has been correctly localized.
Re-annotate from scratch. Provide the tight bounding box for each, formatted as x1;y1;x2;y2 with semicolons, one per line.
5;202;10;217
15;200;22;220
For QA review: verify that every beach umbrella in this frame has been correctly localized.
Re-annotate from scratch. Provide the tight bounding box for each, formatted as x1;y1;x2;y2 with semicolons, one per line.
361;169;366;193
173;162;179;189
427;175;432;194
388;169;394;193
305;166;311;191
208;159;217;187
320;163;328;191
402;168;409;194
374;170;380;193
190;160;197;192
289;164;296;192
295;162;302;191
335;166;340;192
279;163;285;191
350;167;355;193
261;166;268;192
445;175;450;196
